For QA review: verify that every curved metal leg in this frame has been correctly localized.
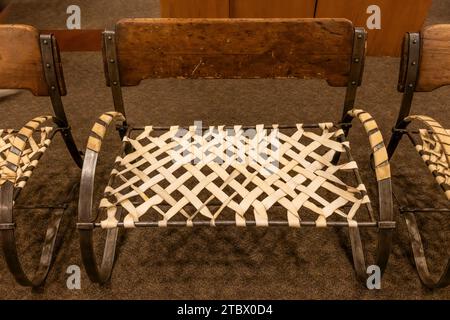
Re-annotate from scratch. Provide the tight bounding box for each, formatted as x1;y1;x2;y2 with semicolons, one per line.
404;212;450;288
78;143;122;284
0;181;66;287
388;115;450;287
78;217;120;284
347;182;394;283
375;179;394;274
77;112;126;283
345;109;395;283
348;226;369;282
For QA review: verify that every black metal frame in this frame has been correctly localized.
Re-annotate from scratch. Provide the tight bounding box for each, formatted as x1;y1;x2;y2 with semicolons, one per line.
0;34;83;287
386;32;450;288
77;26;394;285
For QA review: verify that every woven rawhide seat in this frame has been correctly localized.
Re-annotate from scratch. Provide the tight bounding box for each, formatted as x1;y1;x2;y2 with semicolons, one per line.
408;116;450;200
78;19;394;285
0;26;83;287
387;27;450;288
0;118;53;191
98;122;370;229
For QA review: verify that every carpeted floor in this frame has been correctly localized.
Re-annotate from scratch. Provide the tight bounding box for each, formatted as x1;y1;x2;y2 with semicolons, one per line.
0;0;450;299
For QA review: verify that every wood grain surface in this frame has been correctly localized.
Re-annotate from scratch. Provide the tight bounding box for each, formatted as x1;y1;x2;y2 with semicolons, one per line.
114;18;355;87
0;24;49;96
416;24;450;92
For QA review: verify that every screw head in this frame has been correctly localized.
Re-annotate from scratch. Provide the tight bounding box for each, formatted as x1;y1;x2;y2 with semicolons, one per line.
51;85;56;90
408;83;414;88
113;81;118;85
46;63;51;68
411;61;417;66
109;59;115;63
108;36;112;40
43;40;48;44
413;39;417;44
357;34;363;39
351;81;357;85
354;58;360;63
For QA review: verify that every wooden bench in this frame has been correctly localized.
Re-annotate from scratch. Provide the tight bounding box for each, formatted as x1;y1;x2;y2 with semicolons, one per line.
76;18;395;284
387;24;450;288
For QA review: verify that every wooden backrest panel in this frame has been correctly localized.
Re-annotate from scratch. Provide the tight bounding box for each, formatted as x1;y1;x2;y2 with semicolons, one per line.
0;25;50;96
416;25;450;92
114;18;355;87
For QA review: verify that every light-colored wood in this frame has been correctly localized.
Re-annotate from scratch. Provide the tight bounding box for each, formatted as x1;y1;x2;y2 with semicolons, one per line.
416;25;450;92
230;0;315;18
114;18;354;87
160;0;229;18
316;0;432;56
0;24;48;96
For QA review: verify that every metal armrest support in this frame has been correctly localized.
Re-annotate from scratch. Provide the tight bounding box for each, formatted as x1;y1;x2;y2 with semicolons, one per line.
77;111;125;283
348;109;394;275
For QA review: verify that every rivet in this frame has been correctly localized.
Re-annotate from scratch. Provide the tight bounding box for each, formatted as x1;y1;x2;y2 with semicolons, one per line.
46;63;51;68
109;59;115;63
357;34;363;39
354;58;360;63
351;81;357;85
411;61;416;66
408;83;414;88
43;40;48;45
413;39;417;44
113;81;118;85
108;36;112;40
51;85;56;90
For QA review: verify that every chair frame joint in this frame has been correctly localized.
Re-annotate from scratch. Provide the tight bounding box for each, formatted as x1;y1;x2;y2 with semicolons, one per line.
0;223;16;230
378;221;396;230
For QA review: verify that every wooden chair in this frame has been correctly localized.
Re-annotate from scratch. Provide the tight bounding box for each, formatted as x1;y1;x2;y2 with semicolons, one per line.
0;25;83;287
77;18;395;284
387;25;450;288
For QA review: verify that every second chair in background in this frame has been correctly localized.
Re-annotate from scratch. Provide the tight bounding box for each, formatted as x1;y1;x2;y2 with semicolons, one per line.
387;24;450;288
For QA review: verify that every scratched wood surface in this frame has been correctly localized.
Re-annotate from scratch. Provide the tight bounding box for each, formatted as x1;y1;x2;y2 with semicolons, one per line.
113;18;355;87
0;24;49;96
416;24;450;92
